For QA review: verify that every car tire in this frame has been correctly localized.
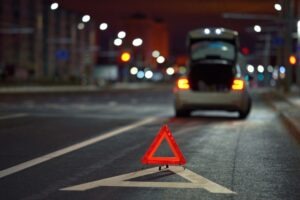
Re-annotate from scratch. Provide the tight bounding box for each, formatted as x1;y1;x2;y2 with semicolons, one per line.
175;109;190;117
238;98;252;119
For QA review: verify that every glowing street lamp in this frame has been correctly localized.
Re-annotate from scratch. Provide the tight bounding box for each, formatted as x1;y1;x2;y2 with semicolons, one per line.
50;2;59;10
132;38;143;47
274;3;282;11
82;15;91;23
99;23;108;31
254;25;262;33
118;31;126;39
114;38;122;47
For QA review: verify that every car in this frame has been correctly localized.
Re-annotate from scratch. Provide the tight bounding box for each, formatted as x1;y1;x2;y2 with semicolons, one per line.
173;28;251;119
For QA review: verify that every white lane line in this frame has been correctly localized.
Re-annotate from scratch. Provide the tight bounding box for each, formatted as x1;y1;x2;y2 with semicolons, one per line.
0;117;157;179
61;166;236;194
0;113;28;120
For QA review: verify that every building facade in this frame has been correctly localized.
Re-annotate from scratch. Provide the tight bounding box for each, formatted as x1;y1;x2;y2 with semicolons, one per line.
122;15;169;69
0;0;97;82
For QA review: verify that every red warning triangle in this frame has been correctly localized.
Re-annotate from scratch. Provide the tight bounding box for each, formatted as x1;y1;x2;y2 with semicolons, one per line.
141;125;186;165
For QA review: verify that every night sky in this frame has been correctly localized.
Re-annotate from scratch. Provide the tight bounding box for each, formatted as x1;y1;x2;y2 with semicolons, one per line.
58;0;280;55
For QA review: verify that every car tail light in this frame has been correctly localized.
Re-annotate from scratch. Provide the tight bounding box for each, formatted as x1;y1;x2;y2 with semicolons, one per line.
177;78;190;90
231;79;245;91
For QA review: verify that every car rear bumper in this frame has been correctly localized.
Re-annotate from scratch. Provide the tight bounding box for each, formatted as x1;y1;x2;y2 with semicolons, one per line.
174;90;250;112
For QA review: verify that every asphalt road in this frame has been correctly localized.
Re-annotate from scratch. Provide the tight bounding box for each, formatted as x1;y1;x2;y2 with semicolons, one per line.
0;85;299;200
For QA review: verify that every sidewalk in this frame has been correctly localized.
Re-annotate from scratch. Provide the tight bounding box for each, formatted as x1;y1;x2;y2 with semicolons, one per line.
0;82;161;94
274;85;300;141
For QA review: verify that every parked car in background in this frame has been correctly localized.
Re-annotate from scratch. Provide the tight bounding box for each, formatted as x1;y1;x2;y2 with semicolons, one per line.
174;28;251;119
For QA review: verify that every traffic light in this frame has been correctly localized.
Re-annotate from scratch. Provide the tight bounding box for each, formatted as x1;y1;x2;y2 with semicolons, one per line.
121;52;131;62
289;55;297;65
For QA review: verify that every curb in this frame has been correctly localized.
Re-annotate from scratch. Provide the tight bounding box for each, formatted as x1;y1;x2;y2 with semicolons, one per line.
280;112;300;142
264;90;300;142
0;85;100;94
276;91;300;140
0;83;160;94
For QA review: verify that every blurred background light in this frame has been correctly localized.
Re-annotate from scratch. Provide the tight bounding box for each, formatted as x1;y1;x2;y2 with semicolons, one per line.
82;15;91;23
130;67;138;75
152;50;160;58
166;67;175;75
77;23;85;30
156;56;165;64
137;71;145;79
274;3;282;11
215;28;222;35
132;38;143;47
204;28;210;35
279;66;286;74
257;74;264;81
289;55;297;65
118;31;126;39
145;71;154;79
247;64;255;73
267;65;274;73
99;23;108;31
113;38;122;46
254;25;262;33
121;52;131;62
50;2;59;10
179;66;187;74
257;65;264;73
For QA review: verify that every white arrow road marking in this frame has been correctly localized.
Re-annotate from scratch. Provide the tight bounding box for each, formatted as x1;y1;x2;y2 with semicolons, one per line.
0;117;157;179
61;166;236;194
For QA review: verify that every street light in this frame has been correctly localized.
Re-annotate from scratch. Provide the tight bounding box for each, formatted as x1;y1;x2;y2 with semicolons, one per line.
50;2;59;10
118;31;126;39
132;38;143;47
254;25;262;33
99;23;108;31
82;15;91;23
274;3;282;11
114;38;122;46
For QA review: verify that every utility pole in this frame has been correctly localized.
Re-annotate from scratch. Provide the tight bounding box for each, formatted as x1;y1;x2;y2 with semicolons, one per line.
283;0;294;92
297;2;300;87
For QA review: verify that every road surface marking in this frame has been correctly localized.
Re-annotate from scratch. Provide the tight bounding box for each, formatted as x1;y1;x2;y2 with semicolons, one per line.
61;166;236;194
0;117;157;179
0;113;28;120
